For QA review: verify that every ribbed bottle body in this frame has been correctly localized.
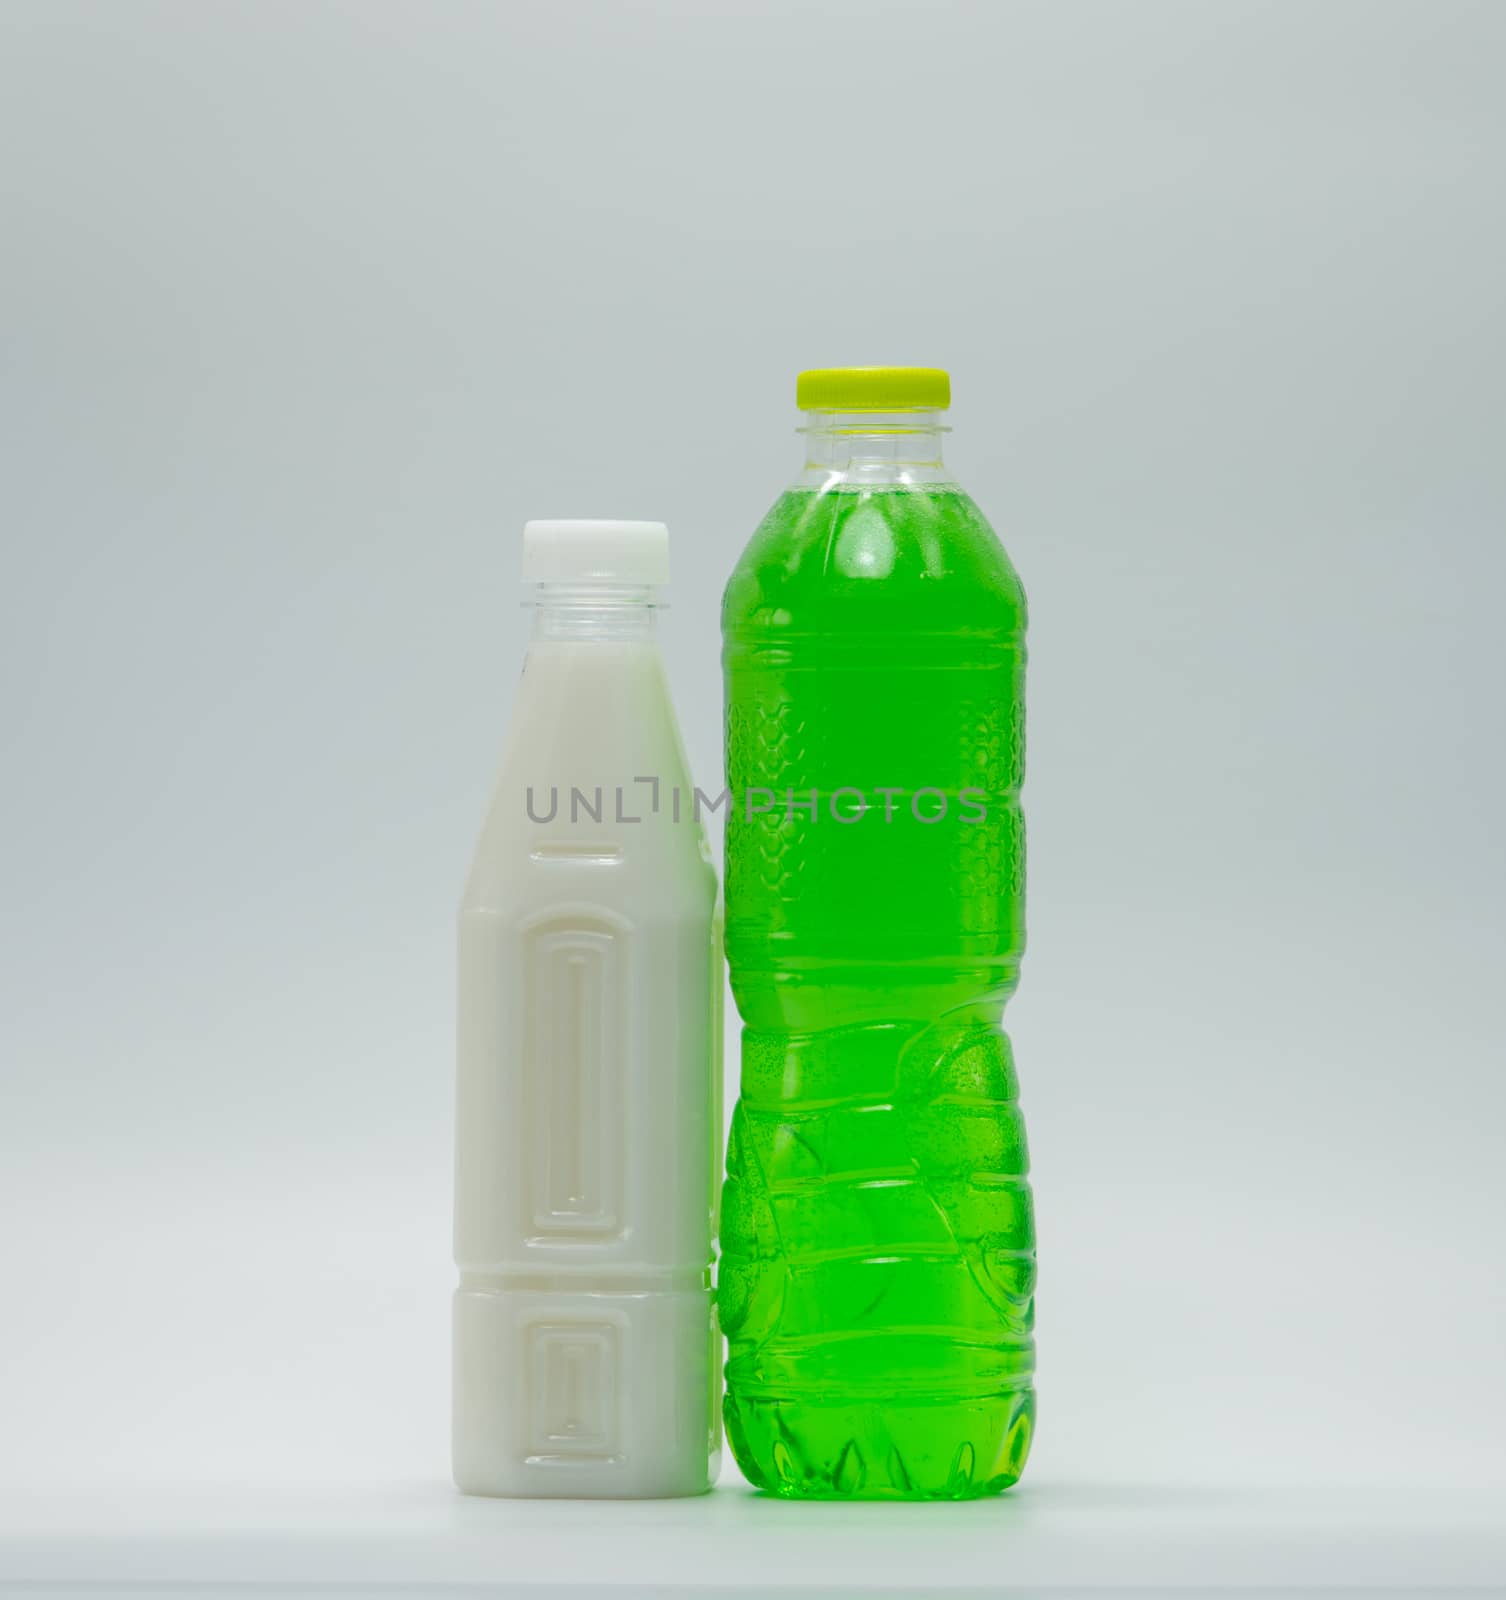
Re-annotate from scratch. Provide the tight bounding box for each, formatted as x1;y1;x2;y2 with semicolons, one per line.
721;482;1035;1500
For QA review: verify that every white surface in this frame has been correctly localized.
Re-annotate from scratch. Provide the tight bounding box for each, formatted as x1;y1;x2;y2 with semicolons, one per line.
2;1476;1503;1595
454;595;718;1497
521;521;672;587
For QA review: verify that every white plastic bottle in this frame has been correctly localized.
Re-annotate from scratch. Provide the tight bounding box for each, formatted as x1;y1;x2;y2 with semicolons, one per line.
453;520;720;1499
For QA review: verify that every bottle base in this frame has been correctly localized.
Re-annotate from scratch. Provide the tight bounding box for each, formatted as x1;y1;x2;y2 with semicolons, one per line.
453;1285;719;1500
724;1388;1034;1501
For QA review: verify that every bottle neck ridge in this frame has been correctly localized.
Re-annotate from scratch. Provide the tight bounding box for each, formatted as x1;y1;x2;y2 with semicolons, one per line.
530;583;659;641
799;409;952;486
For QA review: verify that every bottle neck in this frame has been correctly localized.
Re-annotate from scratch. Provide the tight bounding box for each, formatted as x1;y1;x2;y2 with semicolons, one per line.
798;408;953;487
529;582;659;642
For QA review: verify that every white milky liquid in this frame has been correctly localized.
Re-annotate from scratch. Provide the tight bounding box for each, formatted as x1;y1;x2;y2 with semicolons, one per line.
453;628;720;1498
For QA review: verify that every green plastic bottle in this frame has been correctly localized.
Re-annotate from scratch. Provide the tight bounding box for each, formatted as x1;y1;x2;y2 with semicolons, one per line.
720;367;1035;1500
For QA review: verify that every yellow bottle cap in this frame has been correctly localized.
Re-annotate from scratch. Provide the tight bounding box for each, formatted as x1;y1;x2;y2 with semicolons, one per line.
796;366;951;412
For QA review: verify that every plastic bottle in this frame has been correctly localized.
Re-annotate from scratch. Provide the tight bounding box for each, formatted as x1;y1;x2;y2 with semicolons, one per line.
453;520;720;1499
720;370;1036;1499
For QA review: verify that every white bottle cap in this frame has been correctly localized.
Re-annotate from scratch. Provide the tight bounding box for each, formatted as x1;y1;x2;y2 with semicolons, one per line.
522;520;670;586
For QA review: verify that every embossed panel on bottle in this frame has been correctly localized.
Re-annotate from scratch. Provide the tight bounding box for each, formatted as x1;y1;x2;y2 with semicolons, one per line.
522;912;626;1239
524;1320;621;1464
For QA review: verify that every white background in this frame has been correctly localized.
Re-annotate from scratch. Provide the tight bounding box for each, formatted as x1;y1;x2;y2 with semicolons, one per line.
2;0;1504;1591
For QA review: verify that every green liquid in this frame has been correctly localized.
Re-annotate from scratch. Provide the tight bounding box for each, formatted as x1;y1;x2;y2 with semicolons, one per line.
720;484;1035;1499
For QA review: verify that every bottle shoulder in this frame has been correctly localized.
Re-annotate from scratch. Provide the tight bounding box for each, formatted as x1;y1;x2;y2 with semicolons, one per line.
460;636;717;914
723;483;1026;638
